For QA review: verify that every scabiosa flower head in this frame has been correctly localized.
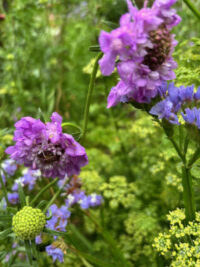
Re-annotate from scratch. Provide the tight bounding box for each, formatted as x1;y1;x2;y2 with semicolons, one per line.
5;112;88;179
46;245;64;263
99;0;181;107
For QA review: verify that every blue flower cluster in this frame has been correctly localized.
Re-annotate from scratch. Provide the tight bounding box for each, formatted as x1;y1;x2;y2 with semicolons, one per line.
38;176;102;263
7;167;41;205
150;82;200;126
0;159;17;186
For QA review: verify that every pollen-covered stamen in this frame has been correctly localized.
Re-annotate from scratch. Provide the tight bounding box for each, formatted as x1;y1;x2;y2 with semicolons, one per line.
143;24;171;71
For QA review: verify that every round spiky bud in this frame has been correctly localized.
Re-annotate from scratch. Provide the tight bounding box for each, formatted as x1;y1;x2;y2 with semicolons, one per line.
12;206;46;240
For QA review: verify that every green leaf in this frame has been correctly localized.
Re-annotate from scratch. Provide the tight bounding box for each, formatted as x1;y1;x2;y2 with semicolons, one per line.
78;251;115;267
0;228;12;240
6;207;18;214
18;183;26;208
0;214;12;222
36;200;47;209
43;228;72;244
0;251;7;261
30;178;58;206
69;224;94;252
12;264;31;267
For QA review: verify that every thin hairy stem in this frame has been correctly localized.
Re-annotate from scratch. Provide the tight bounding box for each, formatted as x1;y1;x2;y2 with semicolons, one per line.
30;178;58;206
81;52;103;142
0;169;9;206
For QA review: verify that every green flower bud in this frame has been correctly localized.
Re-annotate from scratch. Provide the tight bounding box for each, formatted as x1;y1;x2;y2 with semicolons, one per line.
12;206;46;240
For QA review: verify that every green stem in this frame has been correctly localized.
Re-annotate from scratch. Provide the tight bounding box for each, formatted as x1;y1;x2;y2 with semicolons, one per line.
184;135;189;155
182;166;196;222
62;122;82;133
0;170;9;206
62;122;82;140
30;178;58;206
156;119;196;222
187;146;200;168
43;179;67;213
157;120;185;163
81;52;103;142
183;0;200;20
82;210;132;267
24;240;33;266
168;136;185;163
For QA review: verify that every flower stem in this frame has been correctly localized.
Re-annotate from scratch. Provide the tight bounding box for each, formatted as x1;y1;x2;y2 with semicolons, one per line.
187;146;200;168
81;52;103;142
30;178;58;206
0;171;9;206
157;120;196;222
182;166;196;222
183;0;200;20
62;122;82;140
43;179;67;213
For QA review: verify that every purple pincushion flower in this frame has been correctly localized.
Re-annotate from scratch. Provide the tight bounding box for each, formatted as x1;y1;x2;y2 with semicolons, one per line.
5;112;88;179
46;245;64;263
99;0;181;107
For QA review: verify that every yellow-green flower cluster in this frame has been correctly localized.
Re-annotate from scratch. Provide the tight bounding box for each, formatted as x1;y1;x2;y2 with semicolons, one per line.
130;116;156;140
100;176;136;209
12;206;46;240
153;208;200;266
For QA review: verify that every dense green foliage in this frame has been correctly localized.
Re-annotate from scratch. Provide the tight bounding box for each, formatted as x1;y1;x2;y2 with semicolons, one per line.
0;0;200;266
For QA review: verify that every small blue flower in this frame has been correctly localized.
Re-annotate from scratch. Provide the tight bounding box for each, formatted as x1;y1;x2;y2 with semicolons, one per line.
181;107;200;129
150;99;179;124
46;245;64;263
181;108;197;124
179;85;194;102
46;204;71;232
8;192;19;205
1;159;17;177
194;86;200;100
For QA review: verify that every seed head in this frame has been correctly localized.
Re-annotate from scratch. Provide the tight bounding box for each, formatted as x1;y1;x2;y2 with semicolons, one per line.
12;206;46;240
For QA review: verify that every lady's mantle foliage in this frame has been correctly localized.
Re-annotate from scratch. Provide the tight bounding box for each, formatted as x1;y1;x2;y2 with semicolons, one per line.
5;112;88;179
99;0;181;107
